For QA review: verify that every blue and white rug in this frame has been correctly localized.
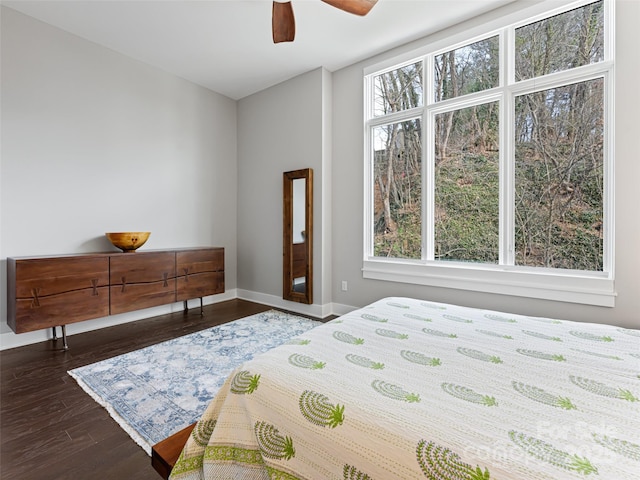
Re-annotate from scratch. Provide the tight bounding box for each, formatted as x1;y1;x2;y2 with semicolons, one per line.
68;310;321;455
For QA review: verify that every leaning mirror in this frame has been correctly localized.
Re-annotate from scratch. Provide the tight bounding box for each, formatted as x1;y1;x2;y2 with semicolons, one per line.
283;168;313;304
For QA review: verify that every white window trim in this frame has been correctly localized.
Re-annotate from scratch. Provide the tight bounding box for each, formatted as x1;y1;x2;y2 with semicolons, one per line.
363;259;615;307
363;0;615;307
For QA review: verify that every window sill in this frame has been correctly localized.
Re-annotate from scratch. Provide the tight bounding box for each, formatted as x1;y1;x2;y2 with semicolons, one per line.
362;259;615;307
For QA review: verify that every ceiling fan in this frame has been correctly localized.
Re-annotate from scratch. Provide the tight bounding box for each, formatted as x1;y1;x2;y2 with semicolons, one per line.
272;0;379;43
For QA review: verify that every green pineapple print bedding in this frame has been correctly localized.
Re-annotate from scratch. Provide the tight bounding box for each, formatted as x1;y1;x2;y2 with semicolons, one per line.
170;297;640;480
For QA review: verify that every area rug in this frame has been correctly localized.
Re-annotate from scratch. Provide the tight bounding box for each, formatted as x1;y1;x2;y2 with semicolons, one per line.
68;310;321;455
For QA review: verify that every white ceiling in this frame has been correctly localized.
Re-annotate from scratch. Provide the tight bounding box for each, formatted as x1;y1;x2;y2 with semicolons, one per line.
2;0;515;100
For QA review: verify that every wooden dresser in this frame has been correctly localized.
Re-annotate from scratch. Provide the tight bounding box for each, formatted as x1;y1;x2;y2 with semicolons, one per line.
7;247;224;347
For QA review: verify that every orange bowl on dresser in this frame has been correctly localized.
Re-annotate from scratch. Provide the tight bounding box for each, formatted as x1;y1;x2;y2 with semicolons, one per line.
105;232;151;252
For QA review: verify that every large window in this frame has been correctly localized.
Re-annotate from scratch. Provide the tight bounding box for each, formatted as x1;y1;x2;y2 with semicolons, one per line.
364;0;613;306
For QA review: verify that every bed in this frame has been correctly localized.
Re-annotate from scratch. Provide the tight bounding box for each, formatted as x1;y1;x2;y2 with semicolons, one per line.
168;297;639;479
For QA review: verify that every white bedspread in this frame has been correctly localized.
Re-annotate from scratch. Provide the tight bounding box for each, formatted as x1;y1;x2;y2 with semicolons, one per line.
170;297;639;479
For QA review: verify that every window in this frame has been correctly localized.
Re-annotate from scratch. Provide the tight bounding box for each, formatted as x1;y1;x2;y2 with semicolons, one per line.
435;101;500;264
514;79;604;270
364;0;614;306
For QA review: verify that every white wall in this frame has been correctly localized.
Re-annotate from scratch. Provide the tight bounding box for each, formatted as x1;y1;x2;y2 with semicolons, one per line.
330;0;640;328
236;67;332;317
1;1;638;352
0;7;238;346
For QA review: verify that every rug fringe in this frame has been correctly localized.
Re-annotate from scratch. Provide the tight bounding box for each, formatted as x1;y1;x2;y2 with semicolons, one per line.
68;370;153;455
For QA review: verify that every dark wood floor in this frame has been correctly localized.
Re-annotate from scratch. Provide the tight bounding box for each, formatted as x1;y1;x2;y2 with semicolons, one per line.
0;299;280;480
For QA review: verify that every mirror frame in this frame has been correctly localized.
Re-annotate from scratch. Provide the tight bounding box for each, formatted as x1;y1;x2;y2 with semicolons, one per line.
283;168;313;304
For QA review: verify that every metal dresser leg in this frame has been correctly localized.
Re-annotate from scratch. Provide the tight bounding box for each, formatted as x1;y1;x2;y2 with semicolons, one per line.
52;325;69;350
61;325;68;350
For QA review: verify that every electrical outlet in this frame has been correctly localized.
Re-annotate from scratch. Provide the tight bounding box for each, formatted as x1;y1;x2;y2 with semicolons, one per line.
341;281;348;291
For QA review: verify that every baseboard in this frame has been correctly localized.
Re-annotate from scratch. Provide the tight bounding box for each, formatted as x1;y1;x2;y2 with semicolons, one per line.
236;290;328;319
329;301;359;317
236;290;359;320
0;289;238;351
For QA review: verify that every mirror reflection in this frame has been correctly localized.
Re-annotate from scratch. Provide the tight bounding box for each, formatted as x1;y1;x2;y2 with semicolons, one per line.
292;178;306;294
283;168;313;304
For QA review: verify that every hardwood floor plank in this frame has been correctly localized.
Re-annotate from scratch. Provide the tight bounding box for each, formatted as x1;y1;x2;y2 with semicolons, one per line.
17;430;155;480
1;299;274;480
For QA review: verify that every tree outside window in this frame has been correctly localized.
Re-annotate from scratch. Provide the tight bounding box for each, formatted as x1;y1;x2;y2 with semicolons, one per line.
367;0;607;275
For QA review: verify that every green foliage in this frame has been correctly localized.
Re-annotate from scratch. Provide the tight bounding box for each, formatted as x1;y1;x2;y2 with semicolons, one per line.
514;79;604;271
476;330;512;340
230;370;261;394
345;354;385;370
403;313;432;322
570;376;639;402
456;347;503;364
401;350;442;366
516;349;566;362
386;301;411;308
254;421;295;460
374;201;422;259
484;313;518;323
371;379;421;403
264;466;302;480
423;328;457;338
374;62;423;115
333;331;364;345
288;354;325;370
592;434;640;462
375;328;409;340
515;1;604;80
522;330;563;342
509;430;598;475
373;118;423;259
569;330;613;342
343;464;372;480
416;440;491;480
299;390;345;428
441;383;498;406
372;3;605;272
361;313;388;322
191;419;217;447
442;314;473;323
512;381;577;410
373;102;504;264
435;36;499;101
435;152;499;263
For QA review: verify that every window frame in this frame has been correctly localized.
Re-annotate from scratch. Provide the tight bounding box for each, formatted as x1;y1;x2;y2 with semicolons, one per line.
363;0;615;307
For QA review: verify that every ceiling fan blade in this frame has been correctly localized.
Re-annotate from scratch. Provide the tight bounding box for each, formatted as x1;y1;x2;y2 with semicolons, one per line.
321;0;378;16
272;1;295;43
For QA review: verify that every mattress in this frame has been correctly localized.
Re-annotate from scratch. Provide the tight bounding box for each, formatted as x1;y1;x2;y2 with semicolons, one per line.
170;297;639;479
